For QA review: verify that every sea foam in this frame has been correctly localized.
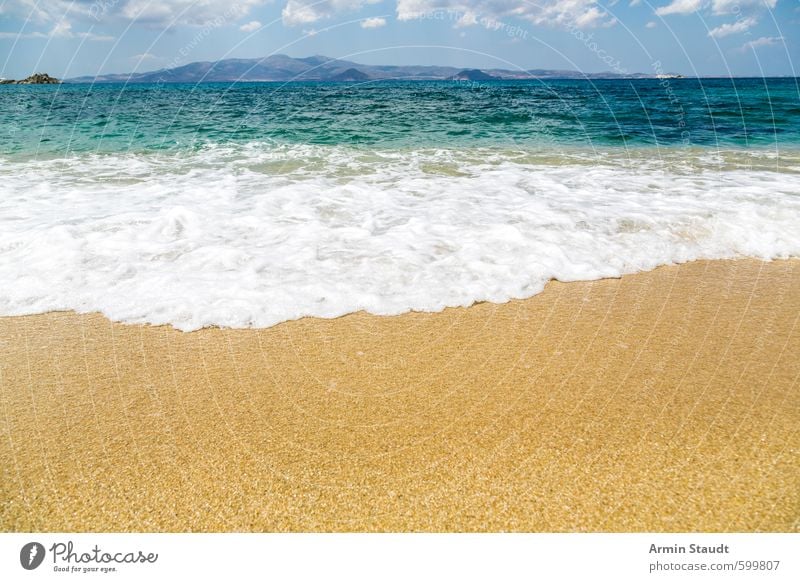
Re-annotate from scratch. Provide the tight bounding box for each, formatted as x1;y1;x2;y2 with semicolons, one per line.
1;144;799;330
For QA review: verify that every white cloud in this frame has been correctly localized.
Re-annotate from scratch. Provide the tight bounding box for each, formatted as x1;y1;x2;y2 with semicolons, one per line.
0;31;47;39
121;0;265;26
131;52;159;60
240;20;262;32
53;20;114;40
629;0;641;5
655;0;703;16
645;20;656;28
3;0;623;32
0;19;113;41
740;35;782;51
396;0;616;29
282;0;379;25
360;17;387;28
0;0;268;28
708;16;756;38
574;6;611;27
711;0;775;15
655;0;776;17
50;20;73;37
455;11;478;27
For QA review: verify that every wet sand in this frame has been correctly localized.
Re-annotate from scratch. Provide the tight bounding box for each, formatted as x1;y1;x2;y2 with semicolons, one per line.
1;258;798;531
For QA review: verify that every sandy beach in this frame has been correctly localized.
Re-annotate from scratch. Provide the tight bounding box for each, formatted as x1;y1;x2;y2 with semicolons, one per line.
0;258;798;532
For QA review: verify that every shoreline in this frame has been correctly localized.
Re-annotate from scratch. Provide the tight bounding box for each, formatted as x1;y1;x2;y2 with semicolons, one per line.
1;258;798;531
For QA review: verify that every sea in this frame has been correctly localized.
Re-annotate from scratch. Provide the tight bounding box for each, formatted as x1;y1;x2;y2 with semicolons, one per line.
1;78;799;330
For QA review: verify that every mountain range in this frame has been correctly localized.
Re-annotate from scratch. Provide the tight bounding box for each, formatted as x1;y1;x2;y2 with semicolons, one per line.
67;54;676;83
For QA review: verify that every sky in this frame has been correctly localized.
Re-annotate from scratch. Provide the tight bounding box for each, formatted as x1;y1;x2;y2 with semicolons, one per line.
0;0;797;79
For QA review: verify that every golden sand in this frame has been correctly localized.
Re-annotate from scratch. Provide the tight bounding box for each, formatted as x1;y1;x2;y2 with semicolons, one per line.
1;259;798;532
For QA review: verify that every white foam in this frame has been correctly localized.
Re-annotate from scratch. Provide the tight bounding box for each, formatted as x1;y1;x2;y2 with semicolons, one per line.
1;144;799;330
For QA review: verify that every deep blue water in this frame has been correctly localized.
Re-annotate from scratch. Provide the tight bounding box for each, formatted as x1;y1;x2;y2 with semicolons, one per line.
1;78;798;156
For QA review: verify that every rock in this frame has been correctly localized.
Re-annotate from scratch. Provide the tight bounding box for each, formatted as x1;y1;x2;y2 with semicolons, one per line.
11;73;61;84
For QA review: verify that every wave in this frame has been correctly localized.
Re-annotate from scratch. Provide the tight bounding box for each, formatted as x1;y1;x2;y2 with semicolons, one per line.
1;143;799;330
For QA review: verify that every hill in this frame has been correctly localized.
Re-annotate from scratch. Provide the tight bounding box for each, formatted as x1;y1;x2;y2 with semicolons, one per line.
66;55;667;84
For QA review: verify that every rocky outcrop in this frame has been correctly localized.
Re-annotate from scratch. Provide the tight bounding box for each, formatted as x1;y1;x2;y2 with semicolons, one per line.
0;73;61;84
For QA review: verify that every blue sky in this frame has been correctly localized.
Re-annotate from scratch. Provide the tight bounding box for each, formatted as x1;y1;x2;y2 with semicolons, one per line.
0;1;797;78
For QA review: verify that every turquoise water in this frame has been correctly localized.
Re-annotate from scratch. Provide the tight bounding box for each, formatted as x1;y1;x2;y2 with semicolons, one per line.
1;78;799;330
1;78;799;156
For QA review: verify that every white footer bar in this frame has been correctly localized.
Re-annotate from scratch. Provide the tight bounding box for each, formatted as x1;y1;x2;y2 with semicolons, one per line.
1;533;797;581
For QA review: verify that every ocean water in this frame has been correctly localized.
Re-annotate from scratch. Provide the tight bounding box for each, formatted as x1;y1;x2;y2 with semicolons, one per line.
1;78;799;330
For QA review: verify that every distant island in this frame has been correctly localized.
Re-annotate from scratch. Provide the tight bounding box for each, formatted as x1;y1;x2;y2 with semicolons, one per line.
328;67;370;82
65;54;681;84
449;69;501;81
0;73;61;85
